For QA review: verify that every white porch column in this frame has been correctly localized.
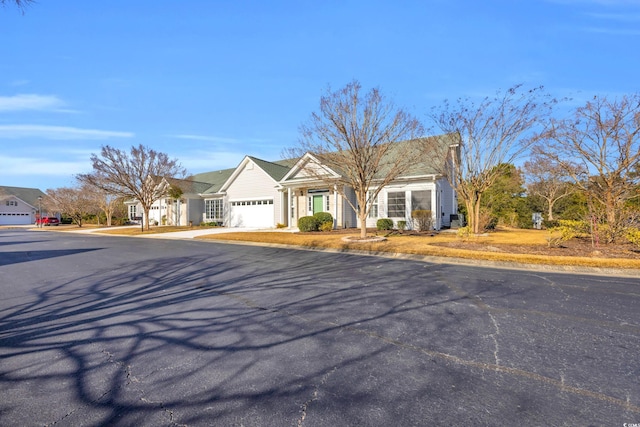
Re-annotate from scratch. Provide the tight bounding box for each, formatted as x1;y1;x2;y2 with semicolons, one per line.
333;185;338;229
287;188;292;227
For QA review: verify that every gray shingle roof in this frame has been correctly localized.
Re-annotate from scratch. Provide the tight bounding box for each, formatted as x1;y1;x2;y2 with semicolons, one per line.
247;156;297;181
281;134;458;182
188;168;236;194
0;186;46;207
176;134;455;193
164;177;216;195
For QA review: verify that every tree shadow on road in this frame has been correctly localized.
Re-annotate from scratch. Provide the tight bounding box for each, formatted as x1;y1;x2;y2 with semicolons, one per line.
1;245;637;425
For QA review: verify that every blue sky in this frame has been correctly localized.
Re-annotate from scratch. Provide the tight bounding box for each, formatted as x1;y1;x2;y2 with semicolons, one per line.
1;0;639;190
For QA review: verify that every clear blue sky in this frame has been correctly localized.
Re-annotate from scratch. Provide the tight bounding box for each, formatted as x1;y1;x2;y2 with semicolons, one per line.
1;0;639;190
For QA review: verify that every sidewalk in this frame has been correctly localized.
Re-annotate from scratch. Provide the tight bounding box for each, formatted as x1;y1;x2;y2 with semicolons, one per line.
55;225;298;239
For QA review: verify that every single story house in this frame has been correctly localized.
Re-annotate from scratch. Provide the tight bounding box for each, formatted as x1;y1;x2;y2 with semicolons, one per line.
129;134;459;230
0;186;46;225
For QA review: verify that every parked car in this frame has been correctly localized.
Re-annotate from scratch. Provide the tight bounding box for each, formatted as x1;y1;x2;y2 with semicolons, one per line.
35;216;60;226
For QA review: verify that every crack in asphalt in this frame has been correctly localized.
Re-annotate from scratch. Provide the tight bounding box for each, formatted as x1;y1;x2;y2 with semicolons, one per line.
487;312;501;366
296;366;338;427
102;351;187;426
443;275;640;334
222;289;640;415
46;349;135;426
140;397;188;427
529;274;571;302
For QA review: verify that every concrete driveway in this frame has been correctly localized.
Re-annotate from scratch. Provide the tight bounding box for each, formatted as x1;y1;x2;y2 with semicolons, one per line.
0;229;638;426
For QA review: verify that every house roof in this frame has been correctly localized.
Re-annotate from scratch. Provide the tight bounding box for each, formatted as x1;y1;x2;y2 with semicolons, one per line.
172;134;456;195
391;134;459;178
280;134;459;183
247;156;297;181
188;168;236;194
0;186;46;208
163;176;214;195
280;152;343;183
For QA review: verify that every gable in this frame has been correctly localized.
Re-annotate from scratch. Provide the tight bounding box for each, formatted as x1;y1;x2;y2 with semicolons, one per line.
279;134;459;185
222;158;280;198
0;186;45;208
281;154;341;183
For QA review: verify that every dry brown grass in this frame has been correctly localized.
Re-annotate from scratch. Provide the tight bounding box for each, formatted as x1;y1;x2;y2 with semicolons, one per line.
196;229;640;270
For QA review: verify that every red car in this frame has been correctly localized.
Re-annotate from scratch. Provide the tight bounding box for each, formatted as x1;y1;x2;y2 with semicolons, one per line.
35;216;60;226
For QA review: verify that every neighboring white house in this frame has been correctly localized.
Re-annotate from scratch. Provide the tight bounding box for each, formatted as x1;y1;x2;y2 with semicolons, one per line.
0;186;46;226
126;135;459;230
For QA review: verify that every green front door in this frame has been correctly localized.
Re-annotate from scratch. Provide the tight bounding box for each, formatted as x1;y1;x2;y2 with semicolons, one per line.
313;195;324;214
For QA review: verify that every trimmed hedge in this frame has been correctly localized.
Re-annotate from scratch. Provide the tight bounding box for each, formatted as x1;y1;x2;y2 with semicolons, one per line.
298;216;319;232
376;218;394;230
313;212;333;227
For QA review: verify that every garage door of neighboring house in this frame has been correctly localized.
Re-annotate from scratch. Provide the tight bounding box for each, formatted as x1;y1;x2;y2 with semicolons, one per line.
0;212;32;225
229;199;274;228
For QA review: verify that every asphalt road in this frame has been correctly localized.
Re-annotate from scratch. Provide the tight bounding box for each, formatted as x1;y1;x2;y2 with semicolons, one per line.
1;229;639;426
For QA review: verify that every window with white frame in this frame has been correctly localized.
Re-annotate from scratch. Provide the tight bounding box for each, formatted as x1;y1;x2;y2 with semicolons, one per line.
387;191;406;217
205;199;223;220
411;190;431;212
129;205;137;219
291;196;295;218
368;191;378;218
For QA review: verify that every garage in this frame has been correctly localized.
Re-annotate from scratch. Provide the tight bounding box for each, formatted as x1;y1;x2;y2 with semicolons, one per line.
229;199;274;228
0;212;33;225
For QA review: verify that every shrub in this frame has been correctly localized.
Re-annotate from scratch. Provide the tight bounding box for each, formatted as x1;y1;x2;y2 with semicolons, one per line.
200;221;221;227
313;212;333;229
457;226;471;240
411;210;433;232
476;207;498;232
377;218;394;230
276;222;287;229
626;227;640;248
319;221;334;232
547;219;588;247
397;220;407;231
298;216;319;232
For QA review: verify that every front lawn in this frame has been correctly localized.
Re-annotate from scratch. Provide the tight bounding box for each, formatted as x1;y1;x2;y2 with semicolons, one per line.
195;228;640;270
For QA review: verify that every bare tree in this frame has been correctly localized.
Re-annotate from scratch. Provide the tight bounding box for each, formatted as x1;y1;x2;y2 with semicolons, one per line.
44;185;97;228
78;144;186;230
429;85;554;234
537;93;640;242
286;80;424;238
84;180;122;227
523;155;576;221
1;0;34;12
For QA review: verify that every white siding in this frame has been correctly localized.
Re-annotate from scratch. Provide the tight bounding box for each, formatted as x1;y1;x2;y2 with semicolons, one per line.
225;161;280;227
0;197;36;225
368;181;440;230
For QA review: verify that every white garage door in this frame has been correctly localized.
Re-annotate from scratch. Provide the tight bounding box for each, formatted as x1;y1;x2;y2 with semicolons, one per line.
229;199;274;228
0;212;32;225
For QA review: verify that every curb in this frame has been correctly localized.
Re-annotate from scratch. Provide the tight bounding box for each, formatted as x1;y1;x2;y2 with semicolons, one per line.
190;238;640;279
